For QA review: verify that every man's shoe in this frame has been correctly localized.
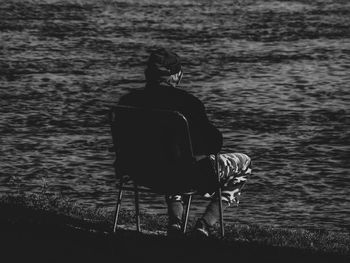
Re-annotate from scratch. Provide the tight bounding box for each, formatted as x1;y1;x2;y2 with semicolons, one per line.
167;223;183;238
192;219;209;238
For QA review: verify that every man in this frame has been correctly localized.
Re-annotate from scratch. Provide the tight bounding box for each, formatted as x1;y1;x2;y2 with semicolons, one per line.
119;48;252;237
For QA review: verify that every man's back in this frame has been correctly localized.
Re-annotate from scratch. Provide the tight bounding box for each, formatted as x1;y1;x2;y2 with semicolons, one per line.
119;86;222;156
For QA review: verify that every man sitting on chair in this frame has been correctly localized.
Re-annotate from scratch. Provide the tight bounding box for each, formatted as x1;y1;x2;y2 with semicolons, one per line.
118;47;252;237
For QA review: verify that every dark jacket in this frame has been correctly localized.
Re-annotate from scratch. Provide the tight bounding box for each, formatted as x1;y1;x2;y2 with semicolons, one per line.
119;85;223;156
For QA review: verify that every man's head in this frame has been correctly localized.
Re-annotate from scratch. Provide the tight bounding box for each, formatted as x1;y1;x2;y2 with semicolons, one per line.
145;48;183;88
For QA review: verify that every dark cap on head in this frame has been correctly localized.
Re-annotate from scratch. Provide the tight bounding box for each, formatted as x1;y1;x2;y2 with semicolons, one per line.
145;48;182;83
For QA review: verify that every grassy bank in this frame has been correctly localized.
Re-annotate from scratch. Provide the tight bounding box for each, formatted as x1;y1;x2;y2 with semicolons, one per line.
0;193;349;263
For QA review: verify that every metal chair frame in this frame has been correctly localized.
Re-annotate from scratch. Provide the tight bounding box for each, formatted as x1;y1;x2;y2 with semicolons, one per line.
110;106;224;237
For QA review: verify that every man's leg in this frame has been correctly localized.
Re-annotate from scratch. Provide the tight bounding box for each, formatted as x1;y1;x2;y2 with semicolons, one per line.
165;194;184;236
195;153;252;236
195;198;230;236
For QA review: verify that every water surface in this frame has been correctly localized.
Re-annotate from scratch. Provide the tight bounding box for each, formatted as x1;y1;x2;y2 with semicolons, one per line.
0;0;349;232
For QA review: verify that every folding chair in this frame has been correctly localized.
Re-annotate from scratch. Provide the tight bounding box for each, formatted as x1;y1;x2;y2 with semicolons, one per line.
109;105;225;237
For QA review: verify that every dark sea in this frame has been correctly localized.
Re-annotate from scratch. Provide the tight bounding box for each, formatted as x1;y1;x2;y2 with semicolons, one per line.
0;0;349;232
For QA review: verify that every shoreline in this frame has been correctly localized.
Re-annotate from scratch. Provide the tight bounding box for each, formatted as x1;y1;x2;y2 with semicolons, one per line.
0;193;348;262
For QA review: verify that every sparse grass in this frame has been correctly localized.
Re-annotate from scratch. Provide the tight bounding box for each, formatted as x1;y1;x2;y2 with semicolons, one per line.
0;192;109;222
223;223;350;256
0;192;349;257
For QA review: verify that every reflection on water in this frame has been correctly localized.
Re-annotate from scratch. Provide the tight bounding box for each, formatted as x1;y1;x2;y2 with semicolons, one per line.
0;0;349;232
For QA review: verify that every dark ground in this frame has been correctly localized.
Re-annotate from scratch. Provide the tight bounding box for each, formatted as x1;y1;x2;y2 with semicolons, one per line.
0;204;348;263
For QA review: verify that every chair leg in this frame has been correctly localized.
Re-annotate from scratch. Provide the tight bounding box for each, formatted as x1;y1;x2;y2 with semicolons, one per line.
216;154;225;238
217;187;224;238
182;194;192;233
113;179;124;233
134;183;141;232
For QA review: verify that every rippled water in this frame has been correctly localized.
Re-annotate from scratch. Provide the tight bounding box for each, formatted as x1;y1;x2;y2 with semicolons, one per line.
1;0;349;232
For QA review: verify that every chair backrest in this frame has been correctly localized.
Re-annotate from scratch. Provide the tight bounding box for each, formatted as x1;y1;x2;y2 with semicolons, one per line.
110;105;199;193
